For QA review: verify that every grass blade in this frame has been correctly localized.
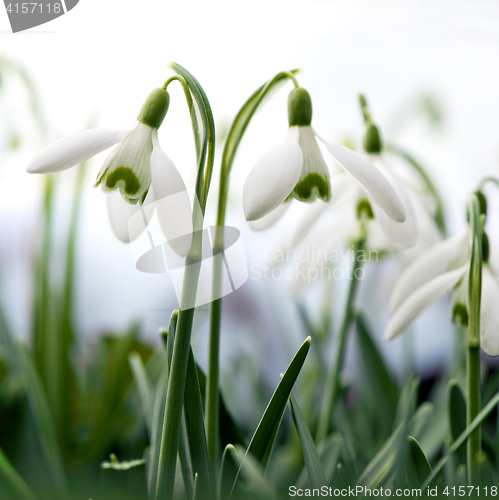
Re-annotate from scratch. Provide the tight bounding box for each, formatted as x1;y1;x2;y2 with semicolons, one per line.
289;392;326;489
230;337;311;497
422;392;499;489
129;352;153;434
16;340;67;499
447;380;466;464
406;436;432;488
0;446;37;500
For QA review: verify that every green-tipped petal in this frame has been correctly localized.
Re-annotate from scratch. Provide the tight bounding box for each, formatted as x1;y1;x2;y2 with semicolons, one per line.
292;127;330;202
97;122;153;204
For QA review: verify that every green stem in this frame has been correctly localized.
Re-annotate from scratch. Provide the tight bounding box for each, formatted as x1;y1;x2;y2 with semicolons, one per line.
315;235;365;444
155;63;215;500
466;194;483;485
205;70;299;471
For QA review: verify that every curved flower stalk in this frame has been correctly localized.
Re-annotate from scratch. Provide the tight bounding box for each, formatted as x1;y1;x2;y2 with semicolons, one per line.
243;88;406;225
27;86;188;244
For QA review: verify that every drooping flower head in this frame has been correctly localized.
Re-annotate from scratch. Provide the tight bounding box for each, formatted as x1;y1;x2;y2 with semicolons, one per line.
385;188;499;357
242;86;406;225
27;86;187;243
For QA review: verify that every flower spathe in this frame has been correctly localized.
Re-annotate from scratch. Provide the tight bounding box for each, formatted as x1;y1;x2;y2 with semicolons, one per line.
384;227;499;356
27;87;188;244
242;87;406;225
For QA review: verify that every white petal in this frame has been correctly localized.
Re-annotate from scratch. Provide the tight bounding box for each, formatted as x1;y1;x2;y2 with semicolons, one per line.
106;190;145;243
480;267;499;356
292;126;330;202
388;229;469;314
249;200;291;231
27;129;126;174
317;135;406;223
369;169;417;250
151;131;192;257
385;265;468;341
243;127;302;221
287;175;354;249
99;123;152;203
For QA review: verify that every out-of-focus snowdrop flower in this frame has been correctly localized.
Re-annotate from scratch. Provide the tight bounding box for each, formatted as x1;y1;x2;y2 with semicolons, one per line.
27;87;188;244
242;87;406;225
385;195;499;356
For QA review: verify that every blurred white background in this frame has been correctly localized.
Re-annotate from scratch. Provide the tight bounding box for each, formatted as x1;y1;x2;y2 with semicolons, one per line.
1;0;499;384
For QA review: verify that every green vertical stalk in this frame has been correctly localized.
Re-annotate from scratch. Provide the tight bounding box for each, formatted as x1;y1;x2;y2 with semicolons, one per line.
206;70;299;470
466;194;483;485
155;63;215;500
315;235;365;444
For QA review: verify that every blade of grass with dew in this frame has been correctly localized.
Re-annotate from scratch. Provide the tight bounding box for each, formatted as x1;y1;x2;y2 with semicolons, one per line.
129;352;153;434
422;392;499;489
288;392;326;489
16;340;67;499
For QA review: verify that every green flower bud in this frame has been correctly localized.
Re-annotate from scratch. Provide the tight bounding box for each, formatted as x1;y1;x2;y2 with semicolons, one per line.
363;123;383;154
137;88;170;129
288;88;312;127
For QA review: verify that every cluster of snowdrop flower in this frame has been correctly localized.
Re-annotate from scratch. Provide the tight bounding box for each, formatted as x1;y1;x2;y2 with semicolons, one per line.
385;191;499;356
243;91;440;294
27;86;188;244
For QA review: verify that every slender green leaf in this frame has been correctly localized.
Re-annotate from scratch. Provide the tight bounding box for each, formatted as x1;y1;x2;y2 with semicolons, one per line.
447;380;466;464
16;340;67;499
248;337;310;465
422;392;499;489
0;446;37;500
288;392;326;489
232;446;274;500
183;348;213;499
129;352;153;433
406;436;432;488
356;314;398;434
230;337;310;497
220;445;238;500
147;364;169;499
196;364;245;448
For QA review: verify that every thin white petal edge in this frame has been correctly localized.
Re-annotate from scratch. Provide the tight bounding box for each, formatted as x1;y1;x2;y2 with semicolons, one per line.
388;229;469;314
317;135;406;223
480;267;499;356
249;200;292;231
27;129;127;174
243;127;302;221
385;265;468;341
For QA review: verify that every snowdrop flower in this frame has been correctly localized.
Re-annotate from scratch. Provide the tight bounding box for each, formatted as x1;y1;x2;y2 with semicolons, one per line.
242;87;406;225
27;87;188;242
385;223;499;356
